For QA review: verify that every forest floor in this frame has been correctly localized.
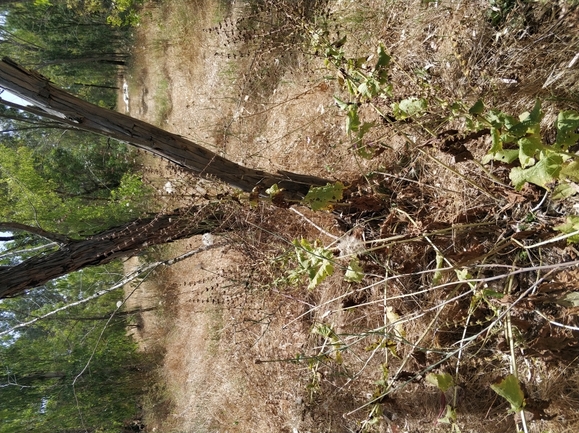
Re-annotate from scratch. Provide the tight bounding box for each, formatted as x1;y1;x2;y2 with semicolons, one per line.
122;1;579;432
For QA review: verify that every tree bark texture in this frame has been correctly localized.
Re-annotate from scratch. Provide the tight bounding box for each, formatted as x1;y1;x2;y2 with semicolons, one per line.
0;209;218;298
0;58;330;197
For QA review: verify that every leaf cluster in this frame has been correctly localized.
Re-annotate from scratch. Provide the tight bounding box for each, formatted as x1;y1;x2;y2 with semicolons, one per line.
478;100;579;194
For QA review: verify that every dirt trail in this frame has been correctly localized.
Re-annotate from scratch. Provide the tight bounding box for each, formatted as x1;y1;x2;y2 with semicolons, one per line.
122;1;345;430
121;1;579;432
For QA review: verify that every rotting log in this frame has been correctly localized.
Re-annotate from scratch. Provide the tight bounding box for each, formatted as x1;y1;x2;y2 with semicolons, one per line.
0;57;330;197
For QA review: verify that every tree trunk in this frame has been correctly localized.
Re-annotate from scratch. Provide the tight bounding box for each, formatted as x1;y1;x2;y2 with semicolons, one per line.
0;57;330;197
0;209;218;298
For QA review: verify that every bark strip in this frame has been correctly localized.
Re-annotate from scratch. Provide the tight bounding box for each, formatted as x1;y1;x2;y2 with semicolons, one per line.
0;57;330;197
0;209;216;298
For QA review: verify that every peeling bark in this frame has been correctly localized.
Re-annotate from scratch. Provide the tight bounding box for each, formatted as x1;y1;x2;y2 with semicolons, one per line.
0;209;218;298
0;57;330;197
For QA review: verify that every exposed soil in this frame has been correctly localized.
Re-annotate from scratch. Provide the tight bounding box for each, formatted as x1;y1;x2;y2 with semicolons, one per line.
122;1;579;432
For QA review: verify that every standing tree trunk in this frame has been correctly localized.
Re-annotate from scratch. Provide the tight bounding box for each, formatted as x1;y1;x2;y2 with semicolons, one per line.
0;208;219;298
0;57;330;197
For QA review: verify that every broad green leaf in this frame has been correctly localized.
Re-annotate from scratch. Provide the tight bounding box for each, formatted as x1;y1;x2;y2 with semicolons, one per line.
492;149;519;164
344;258;364;282
483;127;519;164
555;110;579;149
554;215;579;243
346;104;361;133
469;99;485;115
518;135;543;168
392;97;427;120
560;160;579;182
292;239;335;289
502;113;519;130
309;255;333;290
304;182;345;211
509;119;539;140
375;44;390;84
426;372;454;392
512;99;542;137
529;98;543;123
486;127;504;155
333;96;349;111
509;152;563;189
358;78;381;99
358;121;375;139
358;81;369;98
484;110;505;128
551;182;579;200
491;374;525;412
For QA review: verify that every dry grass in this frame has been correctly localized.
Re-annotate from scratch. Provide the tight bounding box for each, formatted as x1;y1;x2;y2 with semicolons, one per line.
122;0;579;432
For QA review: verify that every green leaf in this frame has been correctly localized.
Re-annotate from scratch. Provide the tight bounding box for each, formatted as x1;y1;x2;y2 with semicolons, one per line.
481;288;505;299
438;405;458;426
560;160;579;182
312;323;338;340
304;182;345;211
551;182;579;200
528;98;543;123
333;96;349;111
358;121;375;139
392;97;427;120
517;135;543;168
331;34;347;49
310;257;334;290
344;258;364;282
432;251;445;286
374;44;390;84
509;152;563;189
483;127;519;164
469;99;485;115
487;127;503;154
554;215;579;243
346;104;361;133
358;78;381;99
491;374;525;412
484;110;502;127
292;239;335;289
265;183;281;196
555;110;579;149
426;372;454;392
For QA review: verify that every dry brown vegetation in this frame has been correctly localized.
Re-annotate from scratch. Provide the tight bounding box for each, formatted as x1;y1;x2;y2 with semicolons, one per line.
121;0;579;432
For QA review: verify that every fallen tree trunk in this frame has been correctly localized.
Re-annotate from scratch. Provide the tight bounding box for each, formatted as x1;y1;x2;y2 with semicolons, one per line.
0;57;330;197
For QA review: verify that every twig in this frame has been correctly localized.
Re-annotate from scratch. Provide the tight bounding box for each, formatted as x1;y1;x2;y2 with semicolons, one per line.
534;310;579;331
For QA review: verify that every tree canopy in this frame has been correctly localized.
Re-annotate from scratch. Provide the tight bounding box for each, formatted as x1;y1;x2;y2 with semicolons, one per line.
0;2;151;430
0;263;148;433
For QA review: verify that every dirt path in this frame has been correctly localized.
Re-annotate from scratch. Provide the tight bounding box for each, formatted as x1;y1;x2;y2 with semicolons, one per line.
122;1;352;431
122;1;579;432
